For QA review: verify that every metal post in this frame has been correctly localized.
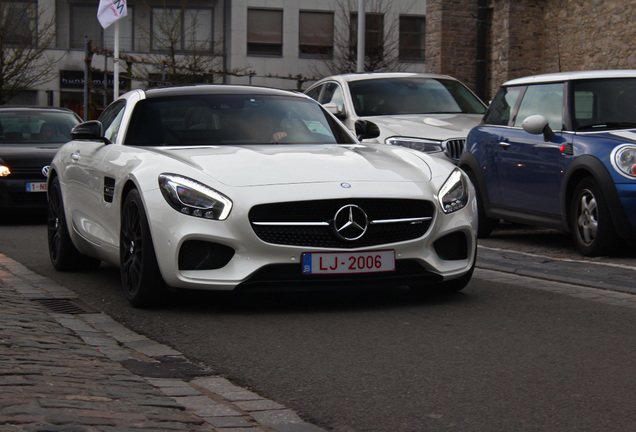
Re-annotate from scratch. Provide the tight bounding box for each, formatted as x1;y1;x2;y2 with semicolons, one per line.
114;20;120;98
357;0;365;73
83;36;89;121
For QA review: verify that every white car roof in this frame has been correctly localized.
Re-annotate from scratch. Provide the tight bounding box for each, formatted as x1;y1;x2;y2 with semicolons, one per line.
318;72;459;83
503;69;636;86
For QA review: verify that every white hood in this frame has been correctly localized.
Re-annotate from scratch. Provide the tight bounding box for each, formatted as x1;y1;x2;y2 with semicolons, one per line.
155;143;433;187
363;113;483;141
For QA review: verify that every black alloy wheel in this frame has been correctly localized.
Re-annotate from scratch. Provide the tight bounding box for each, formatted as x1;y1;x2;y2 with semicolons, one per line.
120;189;166;307
47;176;100;271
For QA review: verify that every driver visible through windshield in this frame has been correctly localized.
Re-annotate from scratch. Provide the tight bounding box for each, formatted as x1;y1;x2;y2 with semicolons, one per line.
125;94;356;146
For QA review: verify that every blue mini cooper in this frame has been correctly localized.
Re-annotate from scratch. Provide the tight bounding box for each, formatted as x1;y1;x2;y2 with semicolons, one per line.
460;70;636;256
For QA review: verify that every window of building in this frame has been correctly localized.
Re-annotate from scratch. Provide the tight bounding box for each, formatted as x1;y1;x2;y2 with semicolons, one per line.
3;1;36;46
349;13;384;61
247;9;283;56
152;8;213;52
299;11;334;58
399;15;425;61
70;5;134;51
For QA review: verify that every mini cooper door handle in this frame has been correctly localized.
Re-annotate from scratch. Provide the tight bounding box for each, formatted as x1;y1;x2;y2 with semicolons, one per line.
498;141;511;149
71;152;80;162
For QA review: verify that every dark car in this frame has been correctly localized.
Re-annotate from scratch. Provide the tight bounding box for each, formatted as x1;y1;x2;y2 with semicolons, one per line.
460;70;636;256
0;107;81;214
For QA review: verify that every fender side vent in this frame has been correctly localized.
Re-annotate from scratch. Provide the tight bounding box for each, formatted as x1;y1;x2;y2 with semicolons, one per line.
31;298;97;314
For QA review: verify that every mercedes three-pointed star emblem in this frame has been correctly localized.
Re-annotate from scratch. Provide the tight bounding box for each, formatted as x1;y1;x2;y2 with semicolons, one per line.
333;204;368;241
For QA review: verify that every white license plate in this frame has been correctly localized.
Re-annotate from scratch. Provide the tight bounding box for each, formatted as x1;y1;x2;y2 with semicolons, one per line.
26;182;47;192
301;250;395;275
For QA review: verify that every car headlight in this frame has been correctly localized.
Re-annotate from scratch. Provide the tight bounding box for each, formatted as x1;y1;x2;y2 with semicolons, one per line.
158;174;232;220
0;165;10;177
438;168;469;214
386;136;444;153
611;144;636;179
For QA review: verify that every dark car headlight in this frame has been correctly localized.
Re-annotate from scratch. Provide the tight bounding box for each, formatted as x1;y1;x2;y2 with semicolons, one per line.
0;158;9;177
612;144;636;180
159;174;232;220
438;168;469;214
386;136;444;153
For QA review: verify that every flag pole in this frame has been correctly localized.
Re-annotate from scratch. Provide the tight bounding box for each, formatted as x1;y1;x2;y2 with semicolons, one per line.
114;20;120;100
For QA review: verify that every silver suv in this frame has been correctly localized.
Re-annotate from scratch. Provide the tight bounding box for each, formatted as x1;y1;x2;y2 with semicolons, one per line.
305;72;487;163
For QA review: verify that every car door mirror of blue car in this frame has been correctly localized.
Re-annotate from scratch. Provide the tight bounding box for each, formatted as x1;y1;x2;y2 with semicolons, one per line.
70;121;111;144
522;114;555;141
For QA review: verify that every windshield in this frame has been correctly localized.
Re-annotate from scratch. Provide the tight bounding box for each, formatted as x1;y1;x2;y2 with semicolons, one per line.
125;94;356;146
573;78;636;131
0;111;79;144
347;77;486;117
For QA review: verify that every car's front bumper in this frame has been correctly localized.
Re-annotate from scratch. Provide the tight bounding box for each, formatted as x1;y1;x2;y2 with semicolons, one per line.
0;177;48;212
143;181;478;291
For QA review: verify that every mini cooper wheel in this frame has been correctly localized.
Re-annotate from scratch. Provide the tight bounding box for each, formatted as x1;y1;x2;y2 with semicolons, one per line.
120;189;166;307
569;178;620;257
47;176;100;271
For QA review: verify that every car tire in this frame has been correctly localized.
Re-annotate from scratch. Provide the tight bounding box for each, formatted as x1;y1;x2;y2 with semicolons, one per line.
465;169;497;238
569;178;620;256
120;189;167;307
47;176;100;271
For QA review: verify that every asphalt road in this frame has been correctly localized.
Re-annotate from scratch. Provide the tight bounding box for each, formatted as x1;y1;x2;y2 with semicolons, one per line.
1;214;635;432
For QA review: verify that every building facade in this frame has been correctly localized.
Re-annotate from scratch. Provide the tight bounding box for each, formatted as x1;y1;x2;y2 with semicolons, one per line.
3;0;428;118
2;0;635;118
426;0;636;101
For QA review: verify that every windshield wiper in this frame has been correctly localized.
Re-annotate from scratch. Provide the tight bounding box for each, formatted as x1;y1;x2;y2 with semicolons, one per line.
578;122;636;131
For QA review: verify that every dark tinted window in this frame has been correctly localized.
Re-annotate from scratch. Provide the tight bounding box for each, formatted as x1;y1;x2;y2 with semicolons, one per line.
482;86;523;126
348;77;486;116
0;110;80;144
125;94;355;146
572;78;636;131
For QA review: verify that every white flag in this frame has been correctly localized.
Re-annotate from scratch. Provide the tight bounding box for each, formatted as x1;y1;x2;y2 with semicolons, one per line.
97;0;127;29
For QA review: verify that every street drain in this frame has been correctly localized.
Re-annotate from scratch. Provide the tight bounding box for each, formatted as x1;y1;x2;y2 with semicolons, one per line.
32;298;97;314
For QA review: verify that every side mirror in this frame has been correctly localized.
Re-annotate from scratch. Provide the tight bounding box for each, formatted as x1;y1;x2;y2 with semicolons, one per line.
354;120;381;140
70;120;110;143
522;115;554;141
323;102;346;120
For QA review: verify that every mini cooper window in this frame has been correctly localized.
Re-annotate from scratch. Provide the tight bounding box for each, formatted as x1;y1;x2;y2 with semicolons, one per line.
482;86;523;126
513;83;564;131
572;78;636;131
125;94;355;146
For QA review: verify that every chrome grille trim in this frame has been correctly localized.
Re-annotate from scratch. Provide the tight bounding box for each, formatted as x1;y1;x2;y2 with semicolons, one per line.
249;198;435;249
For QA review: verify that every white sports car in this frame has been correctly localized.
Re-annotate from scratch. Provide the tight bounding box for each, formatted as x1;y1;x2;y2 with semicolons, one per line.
47;85;477;307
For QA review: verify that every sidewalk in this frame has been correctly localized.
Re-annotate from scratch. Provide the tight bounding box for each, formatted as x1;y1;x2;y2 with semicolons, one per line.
2;248;635;432
0;253;326;432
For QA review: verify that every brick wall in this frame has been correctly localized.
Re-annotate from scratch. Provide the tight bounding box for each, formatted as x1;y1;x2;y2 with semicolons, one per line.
427;0;636;101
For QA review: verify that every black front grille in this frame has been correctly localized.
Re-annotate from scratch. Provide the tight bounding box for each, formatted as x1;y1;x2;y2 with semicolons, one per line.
444;138;465;160
7;167;48;179
249;198;435;249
